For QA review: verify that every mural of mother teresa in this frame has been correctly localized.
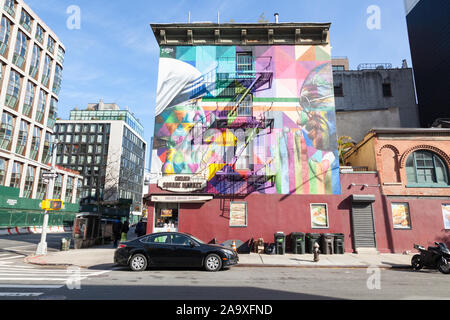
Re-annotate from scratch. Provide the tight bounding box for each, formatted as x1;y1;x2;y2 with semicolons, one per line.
153;54;212;176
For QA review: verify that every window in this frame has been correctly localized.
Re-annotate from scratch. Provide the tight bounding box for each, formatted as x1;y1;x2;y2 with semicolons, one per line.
236;52;253;73
23;166;35;198
22;81;35;117
15;120;29;155
0;158;7;185
41;55;51;86
42;133;53;165
29;44;40;78
52;64;62;94
53;174;62;199
170;234;191;246
382;83;392;97
36;170;47;199
141;234;170;244
334;83;344;97
0;17;11;56
65;177;73;202
47;36;55;53
56;46;65;65
5;70;21;110
332;65;345;71
47;98;57;129
35;24;44;44
3;0;15;17
30;126;41;160
35;90;46;123
406;150;449;187
19;10;32;33
0;112;15;150
10;161;22;189
13;30;28;69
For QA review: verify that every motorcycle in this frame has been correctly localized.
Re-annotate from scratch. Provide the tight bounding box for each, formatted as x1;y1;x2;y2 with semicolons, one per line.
411;242;450;274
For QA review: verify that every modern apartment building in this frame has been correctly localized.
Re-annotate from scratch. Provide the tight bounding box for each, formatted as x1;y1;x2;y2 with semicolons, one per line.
404;0;450;127
0;0;81;228
55;100;147;221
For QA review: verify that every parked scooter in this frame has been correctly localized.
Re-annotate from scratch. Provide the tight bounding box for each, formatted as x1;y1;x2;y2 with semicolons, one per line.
411;242;450;274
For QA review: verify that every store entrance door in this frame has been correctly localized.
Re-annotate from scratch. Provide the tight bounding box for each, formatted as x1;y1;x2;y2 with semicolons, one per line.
154;202;179;233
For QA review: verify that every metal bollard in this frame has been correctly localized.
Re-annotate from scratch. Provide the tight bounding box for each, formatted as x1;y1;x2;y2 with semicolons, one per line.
313;242;320;262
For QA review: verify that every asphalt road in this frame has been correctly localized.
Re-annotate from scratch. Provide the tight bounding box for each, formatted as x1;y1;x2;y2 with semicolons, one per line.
1;233;450;303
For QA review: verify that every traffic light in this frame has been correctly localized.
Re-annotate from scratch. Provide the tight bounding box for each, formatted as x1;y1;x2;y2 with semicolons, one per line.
41;199;63;211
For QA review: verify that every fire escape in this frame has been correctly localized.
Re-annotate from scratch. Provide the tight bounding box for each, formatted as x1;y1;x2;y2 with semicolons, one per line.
198;53;276;195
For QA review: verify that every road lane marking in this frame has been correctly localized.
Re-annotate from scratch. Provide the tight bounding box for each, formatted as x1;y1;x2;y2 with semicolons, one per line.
0;256;23;261
0;292;43;297
0;284;63;288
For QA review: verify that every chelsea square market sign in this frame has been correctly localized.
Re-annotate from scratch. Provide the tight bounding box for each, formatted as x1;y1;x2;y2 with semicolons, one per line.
158;175;207;193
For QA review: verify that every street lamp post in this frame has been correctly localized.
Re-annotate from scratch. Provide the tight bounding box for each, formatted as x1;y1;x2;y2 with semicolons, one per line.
35;139;58;256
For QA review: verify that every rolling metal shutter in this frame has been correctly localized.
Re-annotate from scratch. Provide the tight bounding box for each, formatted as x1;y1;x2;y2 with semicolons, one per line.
351;202;377;248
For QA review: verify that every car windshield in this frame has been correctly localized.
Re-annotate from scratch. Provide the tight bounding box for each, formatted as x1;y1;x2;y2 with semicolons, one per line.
187;234;205;244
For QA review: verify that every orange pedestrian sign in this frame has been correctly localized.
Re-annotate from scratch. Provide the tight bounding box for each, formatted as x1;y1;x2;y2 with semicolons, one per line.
41;199;63;211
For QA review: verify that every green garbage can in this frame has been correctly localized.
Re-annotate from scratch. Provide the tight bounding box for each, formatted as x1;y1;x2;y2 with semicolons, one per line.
306;233;321;253
290;232;305;254
333;233;345;254
274;232;286;255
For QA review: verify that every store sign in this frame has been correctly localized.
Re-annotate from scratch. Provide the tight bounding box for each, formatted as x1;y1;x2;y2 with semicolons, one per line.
157;175;207;193
6;199;17;206
151;195;213;203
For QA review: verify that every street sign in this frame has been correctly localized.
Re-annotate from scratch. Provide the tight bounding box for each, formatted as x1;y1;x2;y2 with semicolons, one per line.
42;172;57;179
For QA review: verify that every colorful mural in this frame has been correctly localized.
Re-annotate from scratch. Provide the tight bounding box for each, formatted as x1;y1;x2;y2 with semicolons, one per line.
151;45;340;195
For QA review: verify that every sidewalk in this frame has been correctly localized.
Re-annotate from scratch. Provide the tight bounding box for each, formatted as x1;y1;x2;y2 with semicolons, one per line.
25;247;414;269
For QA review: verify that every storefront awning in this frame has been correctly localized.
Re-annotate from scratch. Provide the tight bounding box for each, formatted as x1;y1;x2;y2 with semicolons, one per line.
351;194;376;203
149;194;214;203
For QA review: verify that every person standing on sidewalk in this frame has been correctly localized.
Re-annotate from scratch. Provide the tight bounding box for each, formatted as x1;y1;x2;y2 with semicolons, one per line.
121;220;130;242
113;220;122;248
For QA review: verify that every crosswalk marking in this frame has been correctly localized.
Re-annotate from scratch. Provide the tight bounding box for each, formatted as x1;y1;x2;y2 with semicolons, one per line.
0;256;23;261
0;284;64;288
0;292;43;297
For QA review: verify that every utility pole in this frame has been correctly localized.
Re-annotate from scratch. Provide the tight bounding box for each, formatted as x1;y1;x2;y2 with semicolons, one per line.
35;139;58;255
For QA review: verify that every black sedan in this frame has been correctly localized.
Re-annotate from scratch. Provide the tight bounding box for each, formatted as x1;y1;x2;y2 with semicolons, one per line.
114;232;239;272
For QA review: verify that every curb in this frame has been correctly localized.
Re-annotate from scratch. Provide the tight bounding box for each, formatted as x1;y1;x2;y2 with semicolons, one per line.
235;263;412;269
0;226;72;236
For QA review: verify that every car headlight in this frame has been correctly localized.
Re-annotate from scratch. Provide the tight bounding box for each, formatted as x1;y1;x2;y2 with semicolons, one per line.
221;249;234;257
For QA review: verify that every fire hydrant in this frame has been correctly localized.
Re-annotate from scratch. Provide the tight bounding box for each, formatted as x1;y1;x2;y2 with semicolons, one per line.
313;242;320;262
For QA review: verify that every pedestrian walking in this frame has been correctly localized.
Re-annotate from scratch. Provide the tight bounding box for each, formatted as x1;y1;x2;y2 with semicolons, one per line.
121;220;130;242
135;219;146;237
113;220;122;248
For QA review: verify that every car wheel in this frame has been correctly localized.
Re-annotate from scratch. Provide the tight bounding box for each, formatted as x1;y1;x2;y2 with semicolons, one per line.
437;258;450;274
411;254;423;270
204;254;222;272
129;253;147;272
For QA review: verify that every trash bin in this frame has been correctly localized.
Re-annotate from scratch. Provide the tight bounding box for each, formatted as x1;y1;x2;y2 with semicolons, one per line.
306;233;321;253
333;233;345;254
290;232;305;254
321;233;334;255
274;232;286;255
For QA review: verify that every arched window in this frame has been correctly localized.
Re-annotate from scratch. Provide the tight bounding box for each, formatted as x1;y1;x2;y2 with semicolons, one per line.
405;150;449;186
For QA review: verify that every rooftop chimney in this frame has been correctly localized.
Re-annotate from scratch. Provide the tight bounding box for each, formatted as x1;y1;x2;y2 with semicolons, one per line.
274;13;279;23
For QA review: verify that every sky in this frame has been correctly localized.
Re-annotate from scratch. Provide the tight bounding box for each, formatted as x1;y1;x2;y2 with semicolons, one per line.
24;0;413;170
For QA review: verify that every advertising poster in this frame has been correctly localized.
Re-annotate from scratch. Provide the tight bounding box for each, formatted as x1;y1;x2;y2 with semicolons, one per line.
311;204;328;228
443;204;450;230
391;203;411;229
230;202;247;227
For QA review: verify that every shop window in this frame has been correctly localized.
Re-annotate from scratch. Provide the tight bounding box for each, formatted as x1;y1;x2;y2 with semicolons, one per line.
154;202;178;230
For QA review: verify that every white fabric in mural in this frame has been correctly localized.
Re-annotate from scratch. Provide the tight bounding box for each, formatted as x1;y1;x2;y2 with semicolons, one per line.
155;58;204;116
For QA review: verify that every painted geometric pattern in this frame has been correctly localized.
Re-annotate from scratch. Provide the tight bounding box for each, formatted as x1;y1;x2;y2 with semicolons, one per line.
153;45;340;195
